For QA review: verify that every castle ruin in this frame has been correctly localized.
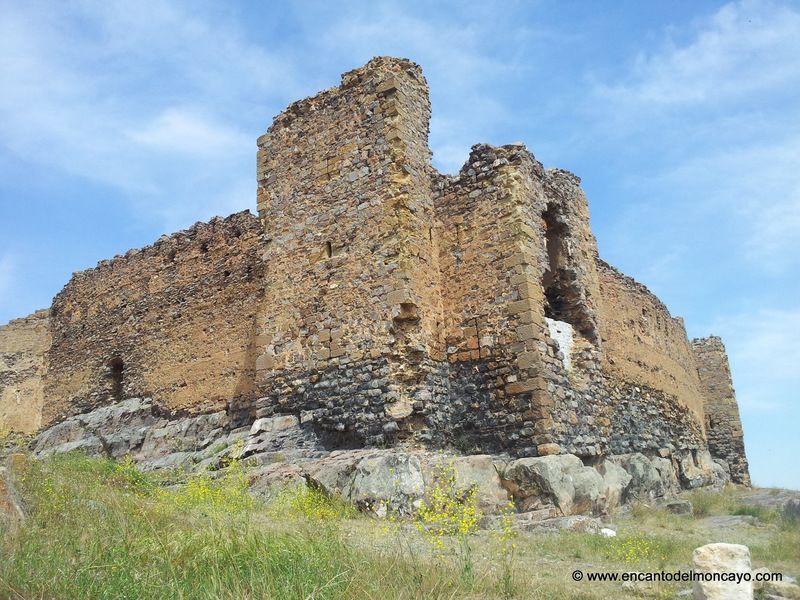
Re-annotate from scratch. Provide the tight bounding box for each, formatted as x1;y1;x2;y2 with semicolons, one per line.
0;57;750;485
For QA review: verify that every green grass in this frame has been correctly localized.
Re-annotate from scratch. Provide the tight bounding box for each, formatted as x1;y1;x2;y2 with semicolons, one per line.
0;453;513;599
1;453;798;599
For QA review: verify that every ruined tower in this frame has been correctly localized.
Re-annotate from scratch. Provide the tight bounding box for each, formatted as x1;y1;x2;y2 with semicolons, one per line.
692;336;750;485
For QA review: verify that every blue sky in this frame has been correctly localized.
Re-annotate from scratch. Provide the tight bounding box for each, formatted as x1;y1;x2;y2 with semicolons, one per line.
1;0;798;488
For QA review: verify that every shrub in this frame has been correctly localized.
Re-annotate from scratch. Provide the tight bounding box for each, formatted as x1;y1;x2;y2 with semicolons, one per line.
267;485;356;521
414;460;479;587
415;461;479;546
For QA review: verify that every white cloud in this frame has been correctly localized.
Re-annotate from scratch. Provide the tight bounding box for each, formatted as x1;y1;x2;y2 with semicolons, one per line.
587;0;800;273
595;0;800;111
0;1;294;229
127;108;250;158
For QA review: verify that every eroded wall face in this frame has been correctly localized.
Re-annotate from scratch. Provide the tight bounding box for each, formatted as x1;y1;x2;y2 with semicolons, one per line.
434;145;552;454
252;57;445;445
596;260;706;424
430;142;707;458
692;336;750;484
0;310;50;433
500;168;706;459
42;212;264;425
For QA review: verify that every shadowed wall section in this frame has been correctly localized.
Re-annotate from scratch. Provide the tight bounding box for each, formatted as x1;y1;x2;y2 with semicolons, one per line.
692;336;750;484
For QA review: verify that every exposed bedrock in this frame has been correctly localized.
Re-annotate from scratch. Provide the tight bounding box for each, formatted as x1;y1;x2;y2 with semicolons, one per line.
30;399;734;520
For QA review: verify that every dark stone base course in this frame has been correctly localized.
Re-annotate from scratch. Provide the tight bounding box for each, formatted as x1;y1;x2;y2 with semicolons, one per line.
230;355;706;462
447;358;537;457
549;374;705;458
239;356;534;455
706;412;750;485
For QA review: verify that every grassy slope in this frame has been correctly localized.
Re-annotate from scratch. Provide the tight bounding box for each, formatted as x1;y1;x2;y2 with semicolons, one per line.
0;454;797;600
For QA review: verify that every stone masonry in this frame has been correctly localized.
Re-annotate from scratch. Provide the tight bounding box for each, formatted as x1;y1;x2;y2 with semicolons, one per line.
42;212;265;425
0;310;50;433
0;57;749;483
691;337;750;485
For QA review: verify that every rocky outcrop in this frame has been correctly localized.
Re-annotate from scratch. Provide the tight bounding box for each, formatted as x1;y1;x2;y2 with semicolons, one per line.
595;460;632;509
678;449;724;489
305;452;407;514
502;455;608;516
32;398;325;471
29;398;734;521
609;453;671;500
443;455;509;513
305;451;508;517
34;398;235;469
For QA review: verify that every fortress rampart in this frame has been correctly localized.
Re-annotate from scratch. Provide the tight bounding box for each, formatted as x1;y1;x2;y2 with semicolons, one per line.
42;212;264;425
0;57;749;484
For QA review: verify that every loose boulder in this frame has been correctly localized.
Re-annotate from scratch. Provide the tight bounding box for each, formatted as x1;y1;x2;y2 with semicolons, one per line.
665;499;693;515
304;450;425;516
679;450;718;490
571;467;605;515
349;453;425;515
692;543;752;600
595;459;632;511
651;456;681;494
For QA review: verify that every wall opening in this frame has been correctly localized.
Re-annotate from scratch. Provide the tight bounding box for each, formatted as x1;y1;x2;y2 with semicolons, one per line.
324;241;333;258
541;205;597;342
107;357;124;402
542;205;570;323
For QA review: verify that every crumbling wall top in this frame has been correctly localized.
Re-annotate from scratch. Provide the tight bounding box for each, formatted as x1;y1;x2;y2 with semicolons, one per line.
263;56;426;137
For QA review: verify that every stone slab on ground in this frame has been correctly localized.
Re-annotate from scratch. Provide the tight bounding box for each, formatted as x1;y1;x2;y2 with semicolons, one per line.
0;466;25;521
692;542;752;600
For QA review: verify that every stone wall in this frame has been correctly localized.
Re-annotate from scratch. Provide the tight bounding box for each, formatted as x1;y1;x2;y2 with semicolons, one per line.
433;144;549;454
0;310;50;433
42;212;264;426
596;259;706;424
692;336;750;484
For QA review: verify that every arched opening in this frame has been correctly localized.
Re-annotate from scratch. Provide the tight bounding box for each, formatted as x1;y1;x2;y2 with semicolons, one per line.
107;357;124;402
